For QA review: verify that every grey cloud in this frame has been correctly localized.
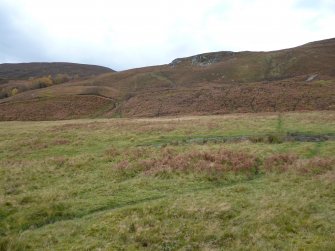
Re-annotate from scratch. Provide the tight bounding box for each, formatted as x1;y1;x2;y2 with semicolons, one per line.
0;0;334;71
0;4;48;62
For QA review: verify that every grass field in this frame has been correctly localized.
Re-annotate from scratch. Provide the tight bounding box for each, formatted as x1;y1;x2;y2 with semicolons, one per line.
0;111;334;250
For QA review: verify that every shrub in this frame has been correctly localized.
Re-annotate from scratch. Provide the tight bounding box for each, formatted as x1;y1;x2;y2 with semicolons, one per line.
53;74;70;84
11;88;18;96
31;75;53;88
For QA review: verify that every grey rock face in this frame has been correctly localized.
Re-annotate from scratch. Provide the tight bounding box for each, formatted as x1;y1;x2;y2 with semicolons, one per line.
169;51;235;67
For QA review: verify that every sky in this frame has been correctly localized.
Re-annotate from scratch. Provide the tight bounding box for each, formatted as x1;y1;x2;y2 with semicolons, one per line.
0;0;334;70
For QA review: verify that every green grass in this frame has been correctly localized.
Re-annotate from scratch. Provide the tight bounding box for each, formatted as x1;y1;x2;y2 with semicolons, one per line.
0;111;334;250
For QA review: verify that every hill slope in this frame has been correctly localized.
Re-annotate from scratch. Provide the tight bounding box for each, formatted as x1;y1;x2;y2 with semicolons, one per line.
0;38;335;120
0;62;114;100
0;62;114;80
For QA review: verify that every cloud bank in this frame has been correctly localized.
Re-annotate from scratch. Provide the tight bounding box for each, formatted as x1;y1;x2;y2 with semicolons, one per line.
0;0;334;70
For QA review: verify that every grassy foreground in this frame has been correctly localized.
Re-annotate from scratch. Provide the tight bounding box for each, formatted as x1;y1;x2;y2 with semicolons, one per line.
0;111;334;250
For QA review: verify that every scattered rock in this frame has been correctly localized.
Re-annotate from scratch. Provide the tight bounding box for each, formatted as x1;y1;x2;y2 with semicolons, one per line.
306;74;318;82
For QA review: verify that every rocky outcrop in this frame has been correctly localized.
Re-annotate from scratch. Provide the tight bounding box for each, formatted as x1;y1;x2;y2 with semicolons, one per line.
170;51;235;67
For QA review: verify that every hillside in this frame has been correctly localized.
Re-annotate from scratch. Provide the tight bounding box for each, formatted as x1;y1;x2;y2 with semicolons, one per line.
0;62;114;80
0;62;114;100
0;38;335;120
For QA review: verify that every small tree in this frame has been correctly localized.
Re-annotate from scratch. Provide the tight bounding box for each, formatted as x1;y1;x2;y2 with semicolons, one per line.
11;88;18;96
32;76;53;88
53;74;70;84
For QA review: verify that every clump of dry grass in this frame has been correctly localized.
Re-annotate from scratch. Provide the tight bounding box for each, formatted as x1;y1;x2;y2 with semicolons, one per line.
19;138;49;149
295;157;335;174
52;156;68;167
126;147;152;161
105;147;153;163
115;160;130;170
264;154;298;172
53;139;70;145
133;149;258;175
264;153;335;174
105;147;121;158
112;148;334;177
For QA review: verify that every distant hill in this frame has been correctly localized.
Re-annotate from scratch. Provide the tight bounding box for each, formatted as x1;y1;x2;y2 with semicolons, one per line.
0;38;334;120
0;62;114;81
0;62;114;99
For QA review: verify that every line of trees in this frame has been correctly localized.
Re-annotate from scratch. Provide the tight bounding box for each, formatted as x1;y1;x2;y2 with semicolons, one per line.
32;74;70;88
0;74;72;98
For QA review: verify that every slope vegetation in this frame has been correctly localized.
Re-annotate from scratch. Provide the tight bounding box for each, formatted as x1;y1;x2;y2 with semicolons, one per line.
0;62;114;100
0;62;113;80
1;38;335;120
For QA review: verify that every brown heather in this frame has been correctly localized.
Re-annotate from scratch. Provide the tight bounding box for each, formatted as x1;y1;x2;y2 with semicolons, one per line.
113;148;258;175
1;38;335;120
263;154;299;172
113;149;334;176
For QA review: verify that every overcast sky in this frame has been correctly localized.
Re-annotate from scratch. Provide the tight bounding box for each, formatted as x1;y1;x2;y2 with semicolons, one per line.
0;0;334;70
